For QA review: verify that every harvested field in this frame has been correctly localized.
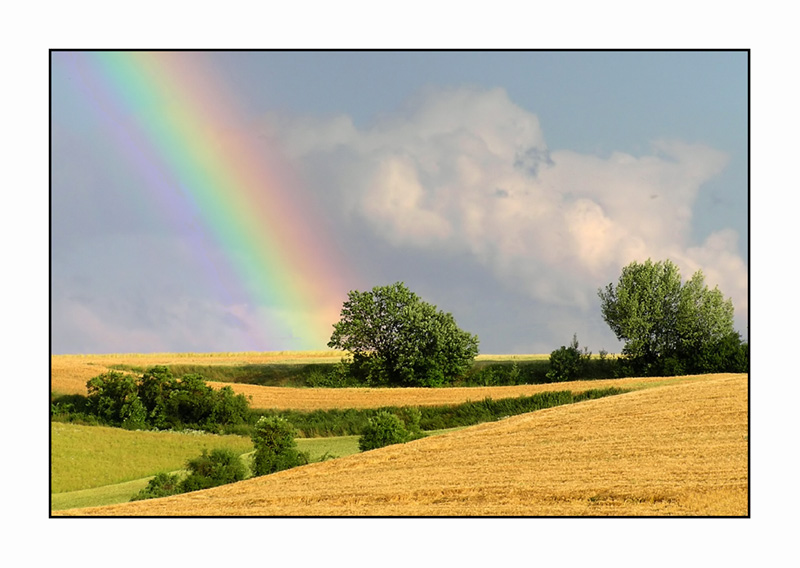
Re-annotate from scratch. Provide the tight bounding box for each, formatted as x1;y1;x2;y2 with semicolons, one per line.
50;352;342;395
219;374;715;410
51;352;717;410
57;373;748;516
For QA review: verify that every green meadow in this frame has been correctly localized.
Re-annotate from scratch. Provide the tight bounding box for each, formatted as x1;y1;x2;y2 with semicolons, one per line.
50;422;368;511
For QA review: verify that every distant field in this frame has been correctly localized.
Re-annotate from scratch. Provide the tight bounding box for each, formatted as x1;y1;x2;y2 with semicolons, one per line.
56;373;748;516
217;375;706;411
51;351;552;395
52;351;656;412
50;351;344;395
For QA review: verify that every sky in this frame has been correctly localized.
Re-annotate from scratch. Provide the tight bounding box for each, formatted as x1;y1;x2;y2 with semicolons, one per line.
50;50;748;355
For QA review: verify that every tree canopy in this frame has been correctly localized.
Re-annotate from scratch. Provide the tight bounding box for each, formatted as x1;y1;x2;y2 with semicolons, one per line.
598;259;746;375
328;282;480;387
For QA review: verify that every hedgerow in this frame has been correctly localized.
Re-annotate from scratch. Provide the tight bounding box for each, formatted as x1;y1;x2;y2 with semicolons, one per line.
250;388;628;437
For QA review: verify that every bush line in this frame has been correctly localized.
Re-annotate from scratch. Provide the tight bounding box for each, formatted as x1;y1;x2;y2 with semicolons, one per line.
249;387;628;438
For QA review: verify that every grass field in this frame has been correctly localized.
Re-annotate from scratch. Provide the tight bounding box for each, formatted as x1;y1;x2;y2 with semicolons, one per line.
50;429;364;511
50;423;254;493
54;372;748;516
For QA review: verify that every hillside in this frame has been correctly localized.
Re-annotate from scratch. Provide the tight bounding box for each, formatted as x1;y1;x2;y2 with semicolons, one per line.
56;373;748;516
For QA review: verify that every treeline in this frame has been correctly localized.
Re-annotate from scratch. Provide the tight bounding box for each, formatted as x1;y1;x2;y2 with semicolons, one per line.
122;345;745;392
50;366;628;437
111;358;615;388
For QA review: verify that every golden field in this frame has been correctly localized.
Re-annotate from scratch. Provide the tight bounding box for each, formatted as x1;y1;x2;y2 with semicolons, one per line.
50;351;342;395
56;372;748;516
52;352;703;410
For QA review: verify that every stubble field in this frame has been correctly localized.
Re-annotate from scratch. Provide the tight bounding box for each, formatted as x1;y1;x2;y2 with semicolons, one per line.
54;369;748;516
51;352;704;410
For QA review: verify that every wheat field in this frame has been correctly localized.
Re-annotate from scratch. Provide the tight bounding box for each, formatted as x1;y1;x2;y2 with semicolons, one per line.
51;352;712;410
55;373;748;516
49;351;341;395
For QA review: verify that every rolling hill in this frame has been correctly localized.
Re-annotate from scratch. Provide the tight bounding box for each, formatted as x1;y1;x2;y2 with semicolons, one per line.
55;373;747;516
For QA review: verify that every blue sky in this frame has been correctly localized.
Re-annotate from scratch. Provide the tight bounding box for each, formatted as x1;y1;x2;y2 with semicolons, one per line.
51;50;749;354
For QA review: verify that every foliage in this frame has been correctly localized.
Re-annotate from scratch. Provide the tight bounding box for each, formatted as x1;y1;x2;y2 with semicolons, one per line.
598;258;744;375
249;387;628;438
251;416;309;476
358;411;411;451
305;360;362;387
83;366;251;433
547;334;592;382
130;472;184;501
328;282;480;387
181;448;248;492
413;389;627;431
86;371;143;426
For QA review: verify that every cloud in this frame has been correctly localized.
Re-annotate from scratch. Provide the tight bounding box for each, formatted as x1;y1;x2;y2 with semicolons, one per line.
263;87;746;328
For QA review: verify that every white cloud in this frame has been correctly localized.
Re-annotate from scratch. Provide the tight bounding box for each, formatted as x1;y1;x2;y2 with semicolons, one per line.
265;86;747;332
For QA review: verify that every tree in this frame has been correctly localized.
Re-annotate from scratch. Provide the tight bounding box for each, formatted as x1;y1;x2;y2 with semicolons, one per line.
598;259;741;375
251;416;308;476
328;282;480;387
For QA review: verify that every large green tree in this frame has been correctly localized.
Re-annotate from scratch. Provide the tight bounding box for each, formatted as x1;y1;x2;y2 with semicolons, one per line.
598;259;744;375
328;282;480;387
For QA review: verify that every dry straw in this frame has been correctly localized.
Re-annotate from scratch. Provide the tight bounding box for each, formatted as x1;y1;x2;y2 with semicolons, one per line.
57;373;747;517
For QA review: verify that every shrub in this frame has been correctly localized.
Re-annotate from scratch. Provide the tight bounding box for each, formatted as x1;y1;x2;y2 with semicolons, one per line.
396;407;426;441
130;472;184;501
86;371;144;425
81;366;251;432
358;411;410;451
181;448;248;492
251;416;309;476
547;334;591;382
686;331;749;374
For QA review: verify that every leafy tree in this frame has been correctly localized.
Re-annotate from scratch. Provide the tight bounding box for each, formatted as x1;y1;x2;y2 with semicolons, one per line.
328;282;480;387
598;259;742;375
251;416;308;476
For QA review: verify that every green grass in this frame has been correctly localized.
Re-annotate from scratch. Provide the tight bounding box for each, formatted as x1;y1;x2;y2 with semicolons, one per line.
51;422;254;493
296;435;360;462
52;477;156;511
50;428;364;511
50;429;471;511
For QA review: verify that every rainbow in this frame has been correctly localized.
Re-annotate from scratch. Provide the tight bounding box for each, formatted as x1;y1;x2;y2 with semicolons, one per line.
57;51;356;350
